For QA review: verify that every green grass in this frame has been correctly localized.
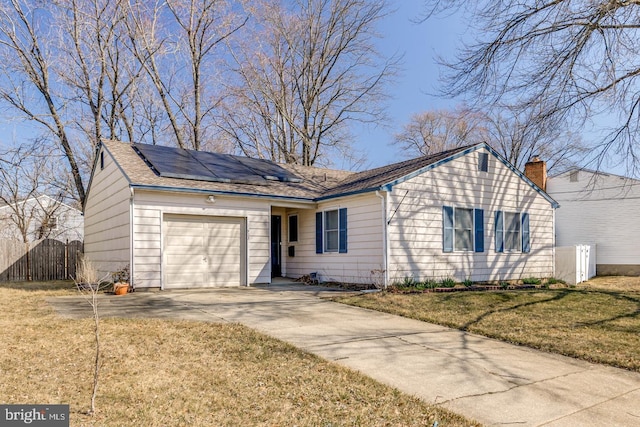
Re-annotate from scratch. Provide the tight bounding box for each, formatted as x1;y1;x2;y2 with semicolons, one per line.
334;283;640;372
0;281;478;426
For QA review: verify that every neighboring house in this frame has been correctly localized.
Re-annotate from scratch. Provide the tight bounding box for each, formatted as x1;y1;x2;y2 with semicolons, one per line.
547;168;640;275
0;195;84;243
84;140;558;289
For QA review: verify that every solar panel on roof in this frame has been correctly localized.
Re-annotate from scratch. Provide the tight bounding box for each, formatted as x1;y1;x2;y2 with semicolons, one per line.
193;151;267;185
132;143;288;185
132;143;231;182
233;156;303;182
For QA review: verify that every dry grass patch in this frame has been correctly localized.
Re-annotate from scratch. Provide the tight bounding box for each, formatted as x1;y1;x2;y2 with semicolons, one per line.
334;279;640;372
0;281;478;427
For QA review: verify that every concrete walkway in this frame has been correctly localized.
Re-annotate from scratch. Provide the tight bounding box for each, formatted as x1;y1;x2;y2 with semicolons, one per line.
49;284;640;426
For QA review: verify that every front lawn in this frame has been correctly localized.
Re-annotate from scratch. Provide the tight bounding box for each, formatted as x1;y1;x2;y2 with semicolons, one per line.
333;277;640;372
0;281;477;426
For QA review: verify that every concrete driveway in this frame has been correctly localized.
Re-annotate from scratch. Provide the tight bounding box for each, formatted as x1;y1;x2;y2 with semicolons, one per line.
49;283;640;426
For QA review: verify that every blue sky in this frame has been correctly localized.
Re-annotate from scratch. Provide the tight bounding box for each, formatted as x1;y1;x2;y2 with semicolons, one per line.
350;1;468;170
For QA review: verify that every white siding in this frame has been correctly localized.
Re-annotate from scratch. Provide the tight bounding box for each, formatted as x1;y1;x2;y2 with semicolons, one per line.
548;170;640;268
387;149;555;283
285;193;385;284
132;191;271;288
84;149;131;278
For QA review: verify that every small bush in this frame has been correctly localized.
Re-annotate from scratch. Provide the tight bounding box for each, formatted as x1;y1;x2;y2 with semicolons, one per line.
400;276;418;288
522;277;542;285
546;277;565;285
500;282;510;290
462;278;473;288
424;279;439;289
440;277;456;288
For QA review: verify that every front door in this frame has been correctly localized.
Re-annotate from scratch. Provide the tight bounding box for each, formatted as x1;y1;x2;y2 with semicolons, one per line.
271;215;282;277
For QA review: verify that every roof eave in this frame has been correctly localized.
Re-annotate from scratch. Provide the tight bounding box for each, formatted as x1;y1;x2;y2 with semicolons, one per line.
130;183;317;204
316;143;559;208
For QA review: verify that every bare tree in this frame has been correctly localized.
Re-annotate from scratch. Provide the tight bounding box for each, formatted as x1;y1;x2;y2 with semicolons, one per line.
125;0;247;151
219;0;399;166
0;145;64;241
393;106;488;156
0;0;87;203
394;105;587;171
73;256;111;416
421;0;640;174
0;144;72;279
485;106;587;172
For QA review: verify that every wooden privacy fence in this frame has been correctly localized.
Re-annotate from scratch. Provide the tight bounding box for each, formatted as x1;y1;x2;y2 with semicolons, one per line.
0;239;83;282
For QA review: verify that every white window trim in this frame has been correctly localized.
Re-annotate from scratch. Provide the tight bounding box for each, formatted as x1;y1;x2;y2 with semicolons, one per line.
452;206;475;252
503;211;522;253
324;209;339;253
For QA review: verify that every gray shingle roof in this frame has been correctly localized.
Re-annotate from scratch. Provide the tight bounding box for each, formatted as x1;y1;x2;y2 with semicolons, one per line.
318;145;475;199
102;140;477;201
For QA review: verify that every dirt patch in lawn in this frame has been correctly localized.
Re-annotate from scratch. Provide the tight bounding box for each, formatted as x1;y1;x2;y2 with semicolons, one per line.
0;281;478;427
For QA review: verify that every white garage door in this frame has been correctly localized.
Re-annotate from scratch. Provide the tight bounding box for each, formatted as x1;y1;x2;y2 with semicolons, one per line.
163;215;245;288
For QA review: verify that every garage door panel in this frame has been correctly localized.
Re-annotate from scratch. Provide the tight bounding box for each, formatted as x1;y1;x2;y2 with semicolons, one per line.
208;256;241;266
165;254;203;266
166;272;206;283
206;242;241;254
163;215;244;289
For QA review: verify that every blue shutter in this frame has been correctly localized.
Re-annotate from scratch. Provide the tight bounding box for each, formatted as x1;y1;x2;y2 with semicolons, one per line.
443;206;453;253
474;209;484;252
315;212;323;254
495;211;504;253
522;212;530;253
339;208;348;253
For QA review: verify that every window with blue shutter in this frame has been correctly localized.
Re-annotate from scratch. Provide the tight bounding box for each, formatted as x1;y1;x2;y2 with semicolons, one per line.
443;206;453;252
495;211;504;253
522;212;530;253
474;209;484;252
317;208;348;253
444;206;483;252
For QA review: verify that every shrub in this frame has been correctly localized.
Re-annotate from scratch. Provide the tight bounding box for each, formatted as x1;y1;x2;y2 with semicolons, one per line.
440;277;456;288
423;279;439;289
400;276;418;288
462;278;473;287
522;277;542;285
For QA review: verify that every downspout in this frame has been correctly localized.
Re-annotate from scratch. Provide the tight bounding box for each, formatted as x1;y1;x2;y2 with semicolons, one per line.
552;206;556;279
375;191;388;289
129;187;135;289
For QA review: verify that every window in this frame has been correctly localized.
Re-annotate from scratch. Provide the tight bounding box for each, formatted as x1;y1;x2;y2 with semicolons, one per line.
495;211;530;253
316;208;347;253
443;206;484;253
325;210;339;252
454;208;473;251
288;214;298;242
504;212;520;251
478;152;489;172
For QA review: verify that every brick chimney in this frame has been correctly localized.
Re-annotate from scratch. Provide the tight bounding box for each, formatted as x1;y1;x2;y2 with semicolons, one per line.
524;156;547;191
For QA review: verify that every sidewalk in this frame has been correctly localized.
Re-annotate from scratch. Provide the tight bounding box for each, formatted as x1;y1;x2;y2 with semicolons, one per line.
49;284;640;426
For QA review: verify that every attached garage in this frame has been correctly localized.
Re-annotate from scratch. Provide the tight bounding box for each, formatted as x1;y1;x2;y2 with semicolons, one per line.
163;214;246;289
